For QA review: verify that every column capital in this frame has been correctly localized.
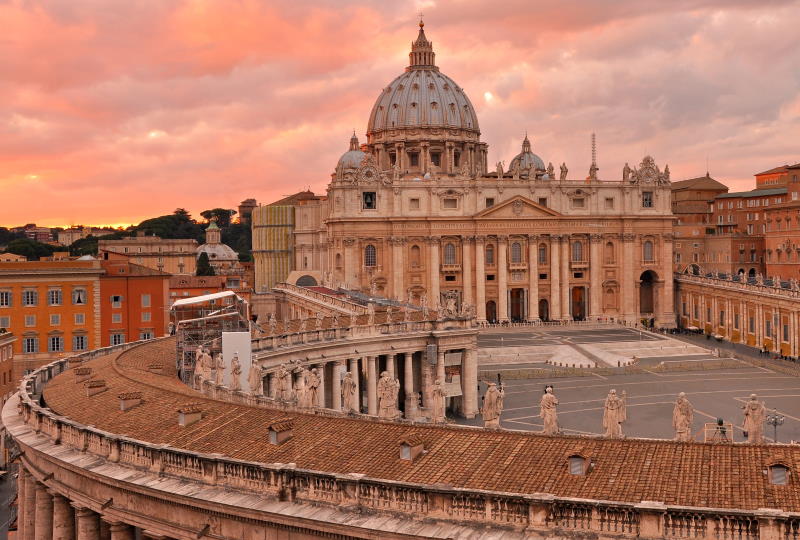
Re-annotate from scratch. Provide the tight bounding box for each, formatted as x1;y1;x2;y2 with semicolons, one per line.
589;233;603;243
622;233;637;242
475;235;487;243
388;236;406;246
527;234;540;242
425;236;441;245
496;235;509;243
72;505;95;517
461;235;476;243
342;237;357;247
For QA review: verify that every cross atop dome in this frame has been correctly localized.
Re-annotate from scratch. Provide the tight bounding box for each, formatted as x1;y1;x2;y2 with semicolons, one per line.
409;19;436;70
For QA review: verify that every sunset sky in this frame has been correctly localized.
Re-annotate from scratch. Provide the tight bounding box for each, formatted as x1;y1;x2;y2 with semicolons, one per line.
2;0;799;228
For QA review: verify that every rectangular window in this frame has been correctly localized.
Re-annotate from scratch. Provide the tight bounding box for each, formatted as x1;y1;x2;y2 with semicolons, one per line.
48;336;63;352
409;198;420;210
783;324;789;342
573;272;583;279
111;333;125;346
765;319;772;338
0;316;9;328
734;313;739;330
141;293;151;308
23;337;38;353
23;290;38;306
362;191;376;210
719;311;725;326
430;152;441;167
73;335;87;351
72;288;87;305
538;197;548;207
571;198;585;208
48;289;62;306
50;314;60;326
642;192;653;208
139;331;154;340
112;313;122;324
604;197;614;209
409;152;419;167
693;305;699;319
539;273;548;280
706;307;711;323
486;274;495;281
485;197;495;208
749;316;755;333
444;275;456;282
111;295;122;308
74;313;85;325
0;291;11;307
682;302;687;316
142;312;151;322
25;315;35;327
442;198;458;209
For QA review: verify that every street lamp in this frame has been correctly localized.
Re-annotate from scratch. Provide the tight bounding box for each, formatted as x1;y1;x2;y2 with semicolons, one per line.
766;409;785;443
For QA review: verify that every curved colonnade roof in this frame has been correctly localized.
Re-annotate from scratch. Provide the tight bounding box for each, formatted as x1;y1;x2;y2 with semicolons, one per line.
41;338;800;512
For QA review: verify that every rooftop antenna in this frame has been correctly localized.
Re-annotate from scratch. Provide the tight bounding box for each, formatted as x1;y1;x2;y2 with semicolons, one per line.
591;132;597;168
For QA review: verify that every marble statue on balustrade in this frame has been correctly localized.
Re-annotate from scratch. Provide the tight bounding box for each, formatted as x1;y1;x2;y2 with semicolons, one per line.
214;353;225;386
299;315;307;333
367;303;375;325
307;368;321;408
332;313;340;328
623;162;631;182
742;393;766;443
547;162;555;178
540;386;559;435
275;364;293;402
421;295;429;318
430;379;447;423
268;314;277;335
342;371;357;413
386;304;393;322
602;389;627;438
481;382;504;429
672;392;694;442
315;311;324;330
230;353;242;392
559;162;568;181
248;360;263;395
377;371;400;419
296;367;312;408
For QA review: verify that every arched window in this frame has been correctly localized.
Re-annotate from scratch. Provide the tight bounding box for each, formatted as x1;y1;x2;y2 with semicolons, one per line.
444;243;456;265
572;241;583;262
364;244;377;267
410;245;421;267
643;240;654;262
486;244;495;265
510;242;522;263
538;243;547;264
605;242;615;264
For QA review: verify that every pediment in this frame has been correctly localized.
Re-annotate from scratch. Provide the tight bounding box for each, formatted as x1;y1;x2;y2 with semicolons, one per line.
475;196;561;219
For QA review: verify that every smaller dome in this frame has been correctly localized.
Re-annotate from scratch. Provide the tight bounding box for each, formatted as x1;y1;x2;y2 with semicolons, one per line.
337;132;367;170
509;134;545;172
196;243;238;261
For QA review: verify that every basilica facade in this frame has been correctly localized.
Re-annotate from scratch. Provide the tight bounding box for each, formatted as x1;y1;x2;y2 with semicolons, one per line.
273;22;676;327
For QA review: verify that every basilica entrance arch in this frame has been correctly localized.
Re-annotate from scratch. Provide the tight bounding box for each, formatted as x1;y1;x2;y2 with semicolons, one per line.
748;268;756;278
639;270;657;315
510;289;525;322
538;299;549;322
486;301;497;324
571;287;586;321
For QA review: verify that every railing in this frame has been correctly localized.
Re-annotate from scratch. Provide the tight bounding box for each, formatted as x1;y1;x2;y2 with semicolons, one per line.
273;282;368;314
676;273;800;299
12;342;800;538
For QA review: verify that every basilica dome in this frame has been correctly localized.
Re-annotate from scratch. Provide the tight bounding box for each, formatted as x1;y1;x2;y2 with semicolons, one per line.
337;132;367;170
367;22;479;135
509;135;545;172
196;221;238;262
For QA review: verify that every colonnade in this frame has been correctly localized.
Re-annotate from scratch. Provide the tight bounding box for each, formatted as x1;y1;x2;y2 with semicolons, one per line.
16;468;153;540
264;346;478;418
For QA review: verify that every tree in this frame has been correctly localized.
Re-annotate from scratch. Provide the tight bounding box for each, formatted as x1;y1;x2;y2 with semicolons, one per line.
221;222;252;262
69;231;127;257
200;208;237;228
134;209;203;241
196;252;215;276
4;238;57;260
0;227;23;248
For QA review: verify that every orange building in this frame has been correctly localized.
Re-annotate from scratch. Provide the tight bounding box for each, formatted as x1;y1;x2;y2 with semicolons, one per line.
100;255;170;346
754;162;800;189
169;275;227;301
0;329;15;406
0;259;103;380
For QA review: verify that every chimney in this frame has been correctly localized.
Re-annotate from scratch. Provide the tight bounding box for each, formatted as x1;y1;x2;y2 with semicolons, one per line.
85;380;107;397
178;404;202;427
74;367;93;383
399;433;425;461
148;363;164;375
118;392;143;411
267;418;294;445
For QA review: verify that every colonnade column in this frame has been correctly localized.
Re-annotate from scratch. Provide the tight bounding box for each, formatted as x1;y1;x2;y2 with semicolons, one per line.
107;523;134;540
560;236;571;320
52;492;74;540
331;361;343;411
436;349;446;383
74;506;100;540
475;236;486;322
589;234;602;319
621;233;636;322
661;234;675;326
404;352;416;416
342;238;356;289
527;235;539;321
34;483;54;540
391;237;404;300
549;235;561;320
462;237;473;308
22;468;36;540
461;348;477;418
366;356;378;415
428;237;441;305
349;358;360;412
497;236;509;322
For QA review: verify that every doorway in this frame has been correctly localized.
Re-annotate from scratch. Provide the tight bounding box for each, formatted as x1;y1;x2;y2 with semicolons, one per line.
486;300;497;323
640;270;657;314
510;288;525;322
571;286;586;321
538;299;549;322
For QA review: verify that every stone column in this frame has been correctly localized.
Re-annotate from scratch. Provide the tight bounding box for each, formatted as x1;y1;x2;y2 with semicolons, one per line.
366;356;377;415
461;348;477;418
51;492;74;540
349;358;360;412
343;238;356;290
527;235;539;321
316;363;326;408
403;352;415;417
391;237;404;300
561;236;571;320
497;236;509;322
74;507;100;540
331;361;343;411
107;523;134;540
35;483;54;540
622;233;636;322
475;236;486;322
22;469;36;540
385;354;395;379
436;349;446;383
462;236;473;308
549;235;561;320
428;237;441;306
17;468;27;540
589;234;602;319
661;234;675;326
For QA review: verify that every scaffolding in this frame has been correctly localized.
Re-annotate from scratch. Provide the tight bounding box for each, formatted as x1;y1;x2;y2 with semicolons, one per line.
171;291;250;385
